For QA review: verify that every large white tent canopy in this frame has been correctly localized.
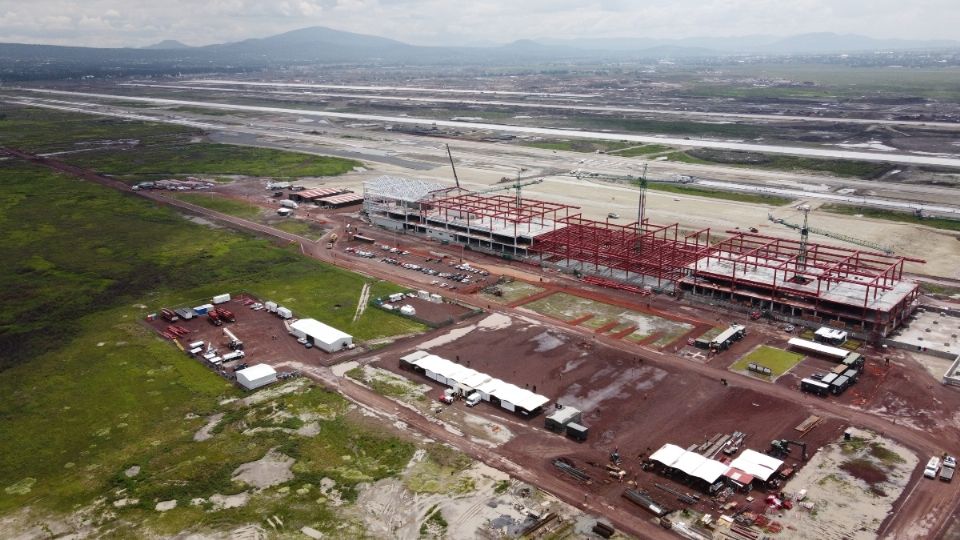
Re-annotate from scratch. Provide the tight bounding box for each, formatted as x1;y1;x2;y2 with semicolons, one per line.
401;351;549;413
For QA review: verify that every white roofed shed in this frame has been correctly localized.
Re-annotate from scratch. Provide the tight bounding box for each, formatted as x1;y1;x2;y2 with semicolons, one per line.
289;318;353;353
236;364;277;390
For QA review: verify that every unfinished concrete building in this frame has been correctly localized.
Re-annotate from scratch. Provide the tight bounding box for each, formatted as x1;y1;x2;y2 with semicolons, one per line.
362;176;920;339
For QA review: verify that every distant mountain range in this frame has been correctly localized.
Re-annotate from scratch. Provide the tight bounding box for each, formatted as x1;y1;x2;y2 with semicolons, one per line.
1;26;958;81
142;39;191;50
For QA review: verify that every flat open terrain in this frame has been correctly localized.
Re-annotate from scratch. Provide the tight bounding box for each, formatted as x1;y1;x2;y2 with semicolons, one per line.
521;291;698;348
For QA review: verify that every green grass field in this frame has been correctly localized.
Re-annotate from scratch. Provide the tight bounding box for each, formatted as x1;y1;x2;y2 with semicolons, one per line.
480;280;545;304
821;204;960;232
67;142;360;180
519;139;633;153
0;106;361;181
0;106;197;153
666;149;891;179
730;345;805;380
608;144;674;157
0;157;428;535
171;193;264;219
647;182;794;206
0;161;422;370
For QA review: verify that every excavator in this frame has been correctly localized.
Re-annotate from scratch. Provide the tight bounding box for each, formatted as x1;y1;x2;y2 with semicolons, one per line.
768;439;808;461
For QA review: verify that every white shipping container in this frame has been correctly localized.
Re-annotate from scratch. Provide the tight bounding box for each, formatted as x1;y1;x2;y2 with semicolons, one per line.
265;301;278;312
212;293;231;304
188;341;205;349
277;307;293;319
429;293;442;304
418;290;430;300
189;347;203;355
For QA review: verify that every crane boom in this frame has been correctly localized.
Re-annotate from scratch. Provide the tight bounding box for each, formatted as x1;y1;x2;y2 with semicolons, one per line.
470;178;544;196
445;144;461;190
767;212;895;255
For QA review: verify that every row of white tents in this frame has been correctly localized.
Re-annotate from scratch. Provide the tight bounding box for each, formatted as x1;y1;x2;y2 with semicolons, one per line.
649;443;784;489
400;351;549;416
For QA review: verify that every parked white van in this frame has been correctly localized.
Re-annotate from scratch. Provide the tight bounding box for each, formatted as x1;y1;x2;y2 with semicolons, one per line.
924;457;941;479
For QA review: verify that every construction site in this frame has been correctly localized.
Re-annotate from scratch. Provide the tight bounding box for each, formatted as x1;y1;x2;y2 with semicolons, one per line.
362;173;923;341
6;73;960;540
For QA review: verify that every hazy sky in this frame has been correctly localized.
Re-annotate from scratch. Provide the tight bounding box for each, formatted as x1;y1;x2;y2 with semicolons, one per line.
0;0;956;47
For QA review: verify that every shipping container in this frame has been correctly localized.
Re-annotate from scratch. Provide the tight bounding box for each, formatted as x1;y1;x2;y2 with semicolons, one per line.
566;422;589;442
277;307;293;319
188;341;205;349
212;293;231;304
189;346;203;355
265;301;278;313
800;378;830;396
174;308;195;320
830;375;850;394
193;305;210;315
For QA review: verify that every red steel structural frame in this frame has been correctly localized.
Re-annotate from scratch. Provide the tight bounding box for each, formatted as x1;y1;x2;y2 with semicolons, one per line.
691;231;922;309
423;193;577;237
531;215;711;286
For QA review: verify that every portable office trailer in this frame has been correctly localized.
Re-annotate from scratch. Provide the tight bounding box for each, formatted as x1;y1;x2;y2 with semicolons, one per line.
222;351;245;362
815;327;848;346
265;301;278;313
174;308;195;320
188;341;205;350
566;422;589;442
820;373;839;386
830;375;851;395
843;369;860;382
800;378;830;396
193;304;212;315
212;293;231;304
843;353;864;372
277;307;293;319
545;406;582;433
710;324;746;351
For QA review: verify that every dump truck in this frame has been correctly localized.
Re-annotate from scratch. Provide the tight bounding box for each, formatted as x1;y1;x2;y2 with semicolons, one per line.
208;311;223;326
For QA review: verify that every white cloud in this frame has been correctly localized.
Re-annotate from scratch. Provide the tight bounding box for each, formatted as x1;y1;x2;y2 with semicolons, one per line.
0;0;954;47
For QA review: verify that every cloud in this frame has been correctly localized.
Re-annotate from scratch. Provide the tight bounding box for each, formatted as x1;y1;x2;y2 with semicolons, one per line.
0;0;955;47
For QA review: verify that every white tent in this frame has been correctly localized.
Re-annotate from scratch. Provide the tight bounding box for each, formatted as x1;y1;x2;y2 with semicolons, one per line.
403;352;549;414
649;443;730;484
236;364;277;390
728;449;783;482
290;318;353;352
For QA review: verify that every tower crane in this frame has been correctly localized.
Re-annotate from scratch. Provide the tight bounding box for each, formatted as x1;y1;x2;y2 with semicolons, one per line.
767;205;895;261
